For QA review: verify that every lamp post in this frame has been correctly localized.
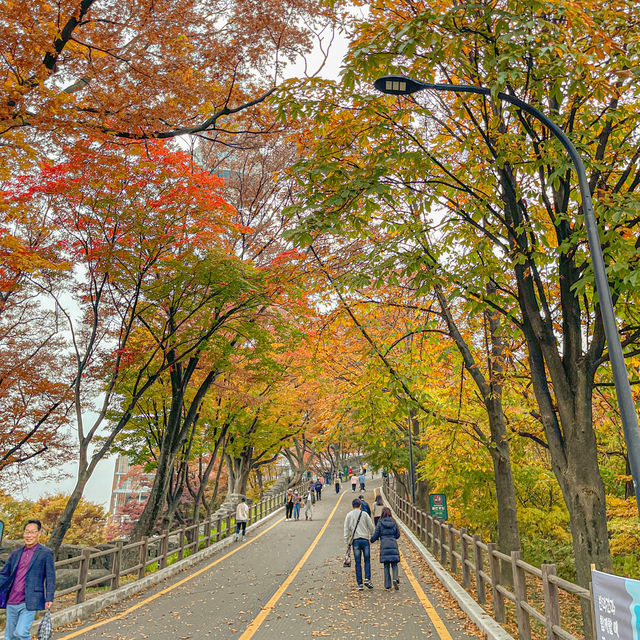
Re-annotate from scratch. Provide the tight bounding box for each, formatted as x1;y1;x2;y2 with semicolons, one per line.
374;74;640;516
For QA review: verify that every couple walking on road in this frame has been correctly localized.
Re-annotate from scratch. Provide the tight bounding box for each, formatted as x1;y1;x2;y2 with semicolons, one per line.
343;498;401;591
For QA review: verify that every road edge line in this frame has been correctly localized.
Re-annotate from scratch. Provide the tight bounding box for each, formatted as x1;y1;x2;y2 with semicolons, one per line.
238;490;348;640
51;507;286;637
399;551;454;640
381;487;515;640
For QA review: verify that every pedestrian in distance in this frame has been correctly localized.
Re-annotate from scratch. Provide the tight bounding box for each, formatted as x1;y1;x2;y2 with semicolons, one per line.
348;467;353;476
334;473;341;494
315;479;322;501
343;499;375;591
0;519;55;640
359;495;371;517
285;490;294;521
372;494;384;526
293;490;301;521
370;507;401;591
234;498;249;541
350;474;358;492
304;489;313;520
359;471;366;492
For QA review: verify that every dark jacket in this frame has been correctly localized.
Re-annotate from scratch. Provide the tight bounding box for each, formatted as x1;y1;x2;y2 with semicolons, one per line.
0;543;56;611
370;516;400;563
359;499;371;517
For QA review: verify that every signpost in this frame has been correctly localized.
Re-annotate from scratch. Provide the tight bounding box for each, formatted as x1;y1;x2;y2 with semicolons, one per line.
429;494;448;520
592;569;640;640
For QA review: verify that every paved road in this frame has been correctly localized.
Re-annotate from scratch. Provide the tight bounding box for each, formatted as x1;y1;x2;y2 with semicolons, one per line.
54;479;481;640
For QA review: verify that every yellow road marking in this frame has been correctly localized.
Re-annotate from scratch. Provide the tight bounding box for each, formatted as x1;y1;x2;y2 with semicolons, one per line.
377;486;453;640
238;490;348;640
400;548;454;640
57;516;286;640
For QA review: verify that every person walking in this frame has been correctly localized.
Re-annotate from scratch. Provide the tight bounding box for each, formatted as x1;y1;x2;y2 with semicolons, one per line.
285;490;294;521
372;494;384;526
334;473;341;494
359;495;371;517
292;490;301;521
358;471;366;492
0;519;55;640
234;498;249;541
370;507;401;591
343;499;375;591
304;489;313;521
350;474;358;492
315;479;322;501
348;467;353;476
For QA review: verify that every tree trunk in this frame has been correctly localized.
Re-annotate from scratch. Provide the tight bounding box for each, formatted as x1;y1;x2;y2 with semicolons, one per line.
47;465;90;554
226;452;252;496
435;285;521;568
131;445;176;539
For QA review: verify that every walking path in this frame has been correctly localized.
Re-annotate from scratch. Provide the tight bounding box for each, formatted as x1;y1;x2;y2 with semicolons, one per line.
53;479;482;640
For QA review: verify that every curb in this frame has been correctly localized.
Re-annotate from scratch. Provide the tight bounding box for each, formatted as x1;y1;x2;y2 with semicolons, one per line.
381;488;514;640
44;506;285;631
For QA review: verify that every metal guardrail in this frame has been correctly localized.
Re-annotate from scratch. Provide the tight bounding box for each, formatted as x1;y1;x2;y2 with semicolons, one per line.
383;477;589;640
52;483;303;605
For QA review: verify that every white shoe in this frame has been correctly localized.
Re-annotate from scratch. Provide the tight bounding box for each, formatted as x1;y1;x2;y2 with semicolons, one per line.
234;534;238;541
242;536;246;542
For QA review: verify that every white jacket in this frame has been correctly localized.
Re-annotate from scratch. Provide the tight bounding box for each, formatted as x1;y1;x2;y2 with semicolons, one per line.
236;501;249;522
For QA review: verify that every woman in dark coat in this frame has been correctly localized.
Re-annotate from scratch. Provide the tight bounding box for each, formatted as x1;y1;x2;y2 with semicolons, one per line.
370;507;401;590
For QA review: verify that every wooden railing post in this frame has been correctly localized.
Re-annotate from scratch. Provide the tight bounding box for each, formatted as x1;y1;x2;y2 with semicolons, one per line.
487;542;505;622
448;524;457;573
111;541;123;590
138;536;149;579
76;549;91;604
512;551;532;640
432;518;439;556
216;517;222;542
178;528;186;560
542;564;560;640
159;529;170;569
205;517;212;547
225;515;231;538
473;534;486;604
439;522;447;565
460;529;470;588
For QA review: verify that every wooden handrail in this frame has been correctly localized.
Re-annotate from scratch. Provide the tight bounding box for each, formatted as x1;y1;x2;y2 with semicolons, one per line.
381;475;589;640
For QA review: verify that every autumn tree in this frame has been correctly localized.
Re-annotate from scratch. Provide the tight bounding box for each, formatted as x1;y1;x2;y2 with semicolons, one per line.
7;139;244;552
280;2;640;609
0;0;338;162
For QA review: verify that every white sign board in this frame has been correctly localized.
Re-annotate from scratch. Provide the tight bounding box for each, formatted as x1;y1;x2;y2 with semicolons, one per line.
591;569;640;640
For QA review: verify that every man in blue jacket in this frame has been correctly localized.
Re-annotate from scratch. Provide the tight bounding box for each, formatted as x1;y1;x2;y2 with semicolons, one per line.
0;519;55;640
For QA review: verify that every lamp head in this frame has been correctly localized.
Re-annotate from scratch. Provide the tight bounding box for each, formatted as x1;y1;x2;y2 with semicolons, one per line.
374;75;428;95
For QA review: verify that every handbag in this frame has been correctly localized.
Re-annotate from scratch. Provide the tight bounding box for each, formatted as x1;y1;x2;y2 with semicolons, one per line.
343;510;363;568
37;609;52;640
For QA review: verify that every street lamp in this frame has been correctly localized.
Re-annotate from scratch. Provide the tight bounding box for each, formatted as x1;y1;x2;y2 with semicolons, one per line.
374;74;640;515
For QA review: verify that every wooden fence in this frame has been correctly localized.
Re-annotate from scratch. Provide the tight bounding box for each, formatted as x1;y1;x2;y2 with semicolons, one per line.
53;483;302;605
383;477;594;640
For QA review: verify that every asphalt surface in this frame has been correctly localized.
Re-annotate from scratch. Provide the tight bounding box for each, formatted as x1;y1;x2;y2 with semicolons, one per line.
53;478;482;640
